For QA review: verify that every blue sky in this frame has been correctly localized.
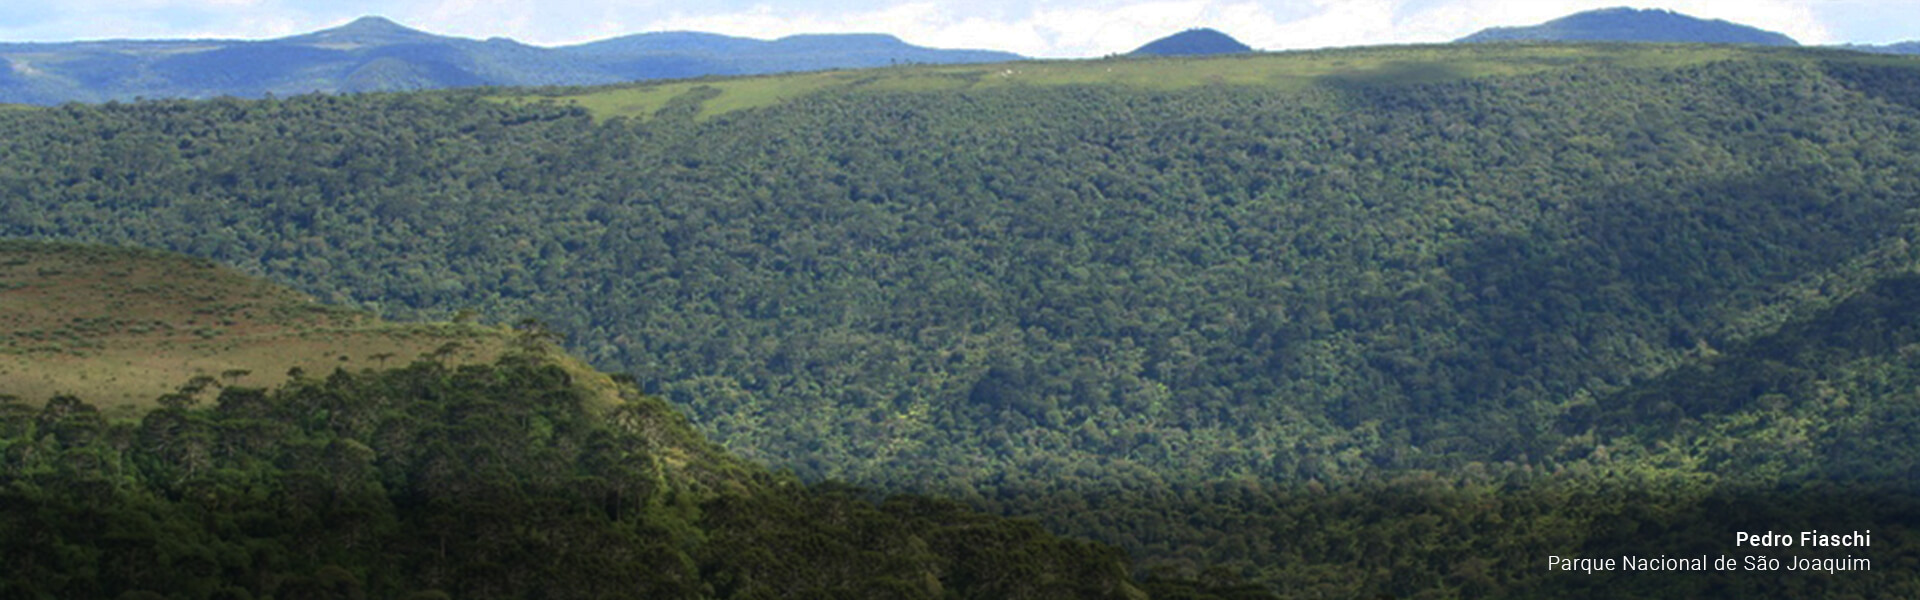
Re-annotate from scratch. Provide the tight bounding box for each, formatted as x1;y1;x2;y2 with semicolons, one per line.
1;1;1915;57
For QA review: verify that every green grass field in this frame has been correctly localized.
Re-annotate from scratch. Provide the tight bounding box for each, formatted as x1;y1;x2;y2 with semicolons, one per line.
493;42;1775;122
0;241;563;412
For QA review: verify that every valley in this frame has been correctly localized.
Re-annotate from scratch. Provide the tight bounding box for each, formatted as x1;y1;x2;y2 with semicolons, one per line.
6;41;1920;597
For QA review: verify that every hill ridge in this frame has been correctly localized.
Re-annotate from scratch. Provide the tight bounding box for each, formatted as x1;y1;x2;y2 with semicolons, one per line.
0;16;1024;104
1458;6;1798;46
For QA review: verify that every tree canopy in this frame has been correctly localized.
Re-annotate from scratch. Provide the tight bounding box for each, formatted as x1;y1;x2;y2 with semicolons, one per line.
7;45;1920;596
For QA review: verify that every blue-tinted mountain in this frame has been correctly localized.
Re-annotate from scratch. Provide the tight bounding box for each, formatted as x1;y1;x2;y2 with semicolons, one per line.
1129;28;1253;56
559;31;1021;80
0;16;1022;104
1457;7;1797;46
1837;41;1920;55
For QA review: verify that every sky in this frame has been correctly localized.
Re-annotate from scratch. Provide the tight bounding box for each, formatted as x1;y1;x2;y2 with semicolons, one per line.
0;0;1915;57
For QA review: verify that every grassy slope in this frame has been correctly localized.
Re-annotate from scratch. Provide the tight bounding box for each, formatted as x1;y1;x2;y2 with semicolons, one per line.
0;240;519;412
496;43;1754;122
0;239;745;490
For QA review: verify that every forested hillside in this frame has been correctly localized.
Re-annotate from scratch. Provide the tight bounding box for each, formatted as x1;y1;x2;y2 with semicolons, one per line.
6;45;1920;596
0;242;1198;600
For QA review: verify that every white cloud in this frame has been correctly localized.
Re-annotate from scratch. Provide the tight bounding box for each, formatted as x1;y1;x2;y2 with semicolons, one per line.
1251;0;1402;50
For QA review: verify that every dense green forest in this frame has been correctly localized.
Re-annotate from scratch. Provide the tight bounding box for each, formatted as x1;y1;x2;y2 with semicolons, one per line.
6;44;1920;595
2;348;1202;599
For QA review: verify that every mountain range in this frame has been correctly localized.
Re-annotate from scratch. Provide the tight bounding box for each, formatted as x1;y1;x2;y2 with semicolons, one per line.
1455;7;1920;58
1457;7;1799;45
6;9;1920;105
1839;41;1920;55
0;16;1020;104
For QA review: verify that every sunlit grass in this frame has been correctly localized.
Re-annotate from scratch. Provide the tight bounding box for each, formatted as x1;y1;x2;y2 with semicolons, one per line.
492;43;1777;122
0;241;522;411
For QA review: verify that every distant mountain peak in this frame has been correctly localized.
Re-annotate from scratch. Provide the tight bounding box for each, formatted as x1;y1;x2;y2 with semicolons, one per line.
776;32;902;43
1130;28;1253;56
334;16;419;34
767;33;910;51
1457;7;1797;46
0;20;1025;104
1838;41;1920;55
294;15;436;45
345;15;401;28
